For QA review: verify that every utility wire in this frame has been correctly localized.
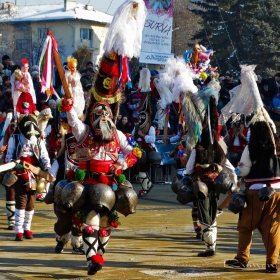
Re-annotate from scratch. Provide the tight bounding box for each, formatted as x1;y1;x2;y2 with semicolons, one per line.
213;0;240;65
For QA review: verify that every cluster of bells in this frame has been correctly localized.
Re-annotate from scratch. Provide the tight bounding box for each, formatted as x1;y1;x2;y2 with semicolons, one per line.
44;179;138;217
171;170;276;214
1;172;48;193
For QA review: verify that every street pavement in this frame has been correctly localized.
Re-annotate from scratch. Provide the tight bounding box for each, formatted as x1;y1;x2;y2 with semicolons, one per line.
0;180;279;280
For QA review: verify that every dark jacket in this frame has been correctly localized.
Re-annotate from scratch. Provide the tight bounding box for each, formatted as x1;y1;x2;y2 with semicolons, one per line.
268;77;280;99
245;156;280;183
219;80;234;103
80;74;92;91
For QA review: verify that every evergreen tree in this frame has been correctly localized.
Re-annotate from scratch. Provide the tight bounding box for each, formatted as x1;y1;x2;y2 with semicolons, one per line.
190;0;280;76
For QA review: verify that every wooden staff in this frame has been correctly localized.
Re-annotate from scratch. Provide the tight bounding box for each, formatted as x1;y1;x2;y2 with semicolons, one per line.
218;181;242;210
218;194;232;211
52;49;72;99
163;105;170;144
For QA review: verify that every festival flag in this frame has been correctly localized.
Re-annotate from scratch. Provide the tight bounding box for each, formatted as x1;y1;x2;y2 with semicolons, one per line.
38;30;59;96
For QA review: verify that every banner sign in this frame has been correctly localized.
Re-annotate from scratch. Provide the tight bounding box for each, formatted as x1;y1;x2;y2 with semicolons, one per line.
139;51;174;64
140;0;174;64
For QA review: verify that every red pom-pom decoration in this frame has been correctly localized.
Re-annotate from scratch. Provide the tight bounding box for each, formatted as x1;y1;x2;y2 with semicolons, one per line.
125;154;137;168
99;229;109;237
98;175;109;185
116;169;122;175
66;170;75;180
90;254;105;265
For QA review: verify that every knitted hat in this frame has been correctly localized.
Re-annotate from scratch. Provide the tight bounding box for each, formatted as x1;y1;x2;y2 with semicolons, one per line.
31;71;39;77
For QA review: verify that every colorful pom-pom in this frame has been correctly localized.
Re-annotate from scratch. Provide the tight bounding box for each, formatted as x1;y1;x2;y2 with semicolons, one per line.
178;150;184;157
98;175;109;185
117;174;126;184
132;147;142;158
112;184;118;191
90;254;105;265
116;169;122;175
75;169;86;181
126;154;137;167
66;170;75;180
127;137;136;146
178;144;184;150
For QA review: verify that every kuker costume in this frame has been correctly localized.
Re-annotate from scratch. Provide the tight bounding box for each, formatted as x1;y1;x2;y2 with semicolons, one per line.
50;0;147;276
5;113;51;241
223;65;280;273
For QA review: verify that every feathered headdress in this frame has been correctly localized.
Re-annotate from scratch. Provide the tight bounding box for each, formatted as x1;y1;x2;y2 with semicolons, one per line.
220;65;263;124
89;0;147;123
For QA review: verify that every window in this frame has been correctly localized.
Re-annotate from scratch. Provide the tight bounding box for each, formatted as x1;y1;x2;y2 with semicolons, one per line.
16;39;29;50
80;28;92;40
16;23;29;32
39;28;47;40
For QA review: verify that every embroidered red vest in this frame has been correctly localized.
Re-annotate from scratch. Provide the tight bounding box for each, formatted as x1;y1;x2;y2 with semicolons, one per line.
75;126;121;173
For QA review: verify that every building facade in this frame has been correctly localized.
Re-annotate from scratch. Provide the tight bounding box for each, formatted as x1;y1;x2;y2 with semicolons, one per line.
0;0;112;67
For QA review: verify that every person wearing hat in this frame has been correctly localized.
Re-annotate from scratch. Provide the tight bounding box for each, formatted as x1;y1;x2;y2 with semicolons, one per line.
86;61;93;68
185;95;237;257
226;114;280;273
10;59;37;112
5;113;51;241
132;110;157;197
53;0;147;275
80;67;95;92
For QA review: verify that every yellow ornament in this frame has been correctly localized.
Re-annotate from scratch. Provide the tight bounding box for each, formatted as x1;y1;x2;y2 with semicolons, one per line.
199;72;208;81
132;147;142;158
103;77;112;90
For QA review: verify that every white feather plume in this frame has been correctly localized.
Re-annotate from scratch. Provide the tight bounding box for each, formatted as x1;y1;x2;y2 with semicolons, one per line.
158;56;198;103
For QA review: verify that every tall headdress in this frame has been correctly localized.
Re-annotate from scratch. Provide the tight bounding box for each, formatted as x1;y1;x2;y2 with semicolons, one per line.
220;64;276;154
89;0;147;123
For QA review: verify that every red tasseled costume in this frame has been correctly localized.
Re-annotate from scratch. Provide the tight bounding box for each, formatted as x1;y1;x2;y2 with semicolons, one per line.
16;92;36;114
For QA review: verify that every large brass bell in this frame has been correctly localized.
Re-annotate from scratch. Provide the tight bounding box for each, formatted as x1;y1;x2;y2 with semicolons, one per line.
37;177;47;192
1;172;18;187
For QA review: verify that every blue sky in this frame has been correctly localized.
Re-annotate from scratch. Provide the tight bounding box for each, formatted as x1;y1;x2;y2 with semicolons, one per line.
11;0;125;15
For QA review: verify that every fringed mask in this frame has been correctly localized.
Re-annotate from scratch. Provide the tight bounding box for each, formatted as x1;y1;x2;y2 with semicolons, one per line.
18;114;41;142
89;102;115;141
138;111;151;134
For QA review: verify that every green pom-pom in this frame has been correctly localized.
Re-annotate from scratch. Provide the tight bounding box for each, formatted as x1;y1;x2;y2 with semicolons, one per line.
57;103;62;112
75;169;86;181
117;174;126;184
